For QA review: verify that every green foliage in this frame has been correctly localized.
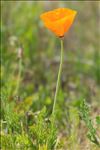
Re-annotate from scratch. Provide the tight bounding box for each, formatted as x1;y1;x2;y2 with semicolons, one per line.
79;99;100;147
93;50;100;84
96;116;100;125
29;107;57;150
1;1;100;149
1;130;33;150
67;107;80;150
1;86;20;131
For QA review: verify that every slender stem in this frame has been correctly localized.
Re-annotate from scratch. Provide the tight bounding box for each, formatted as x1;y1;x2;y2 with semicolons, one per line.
15;58;22;95
52;39;64;116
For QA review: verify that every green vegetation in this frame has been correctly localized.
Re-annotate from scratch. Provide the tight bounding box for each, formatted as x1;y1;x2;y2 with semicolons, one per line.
1;1;100;150
79;99;100;147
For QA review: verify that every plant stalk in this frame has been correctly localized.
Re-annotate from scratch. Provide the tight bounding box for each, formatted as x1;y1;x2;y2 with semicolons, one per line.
15;57;22;95
52;39;64;116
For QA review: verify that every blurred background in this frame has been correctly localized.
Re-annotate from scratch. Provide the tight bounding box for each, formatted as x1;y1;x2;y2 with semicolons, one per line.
1;1;100;149
1;1;100;103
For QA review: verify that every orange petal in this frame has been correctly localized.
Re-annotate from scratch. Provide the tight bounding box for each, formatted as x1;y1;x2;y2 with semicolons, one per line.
40;8;77;37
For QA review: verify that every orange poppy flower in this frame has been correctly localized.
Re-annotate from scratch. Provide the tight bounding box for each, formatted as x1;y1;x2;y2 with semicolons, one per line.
40;8;77;37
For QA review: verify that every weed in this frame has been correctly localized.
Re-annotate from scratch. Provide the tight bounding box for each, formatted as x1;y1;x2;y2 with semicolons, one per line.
79;99;100;147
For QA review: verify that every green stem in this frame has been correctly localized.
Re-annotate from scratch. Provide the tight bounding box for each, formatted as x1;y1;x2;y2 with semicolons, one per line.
52;39;64;116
